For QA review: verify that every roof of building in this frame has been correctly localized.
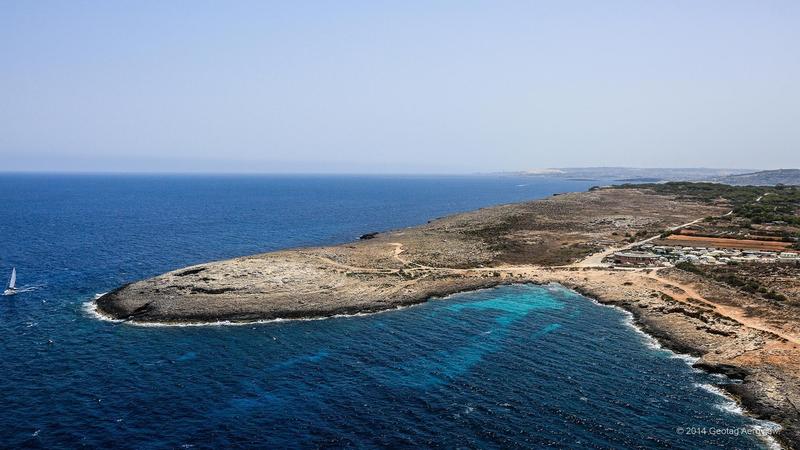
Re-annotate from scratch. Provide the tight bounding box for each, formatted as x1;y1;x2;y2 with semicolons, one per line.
614;251;660;259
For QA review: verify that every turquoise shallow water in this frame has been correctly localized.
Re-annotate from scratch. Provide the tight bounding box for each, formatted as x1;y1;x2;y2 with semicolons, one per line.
0;175;776;448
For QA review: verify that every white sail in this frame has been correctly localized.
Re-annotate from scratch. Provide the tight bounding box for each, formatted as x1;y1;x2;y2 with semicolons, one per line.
8;268;16;289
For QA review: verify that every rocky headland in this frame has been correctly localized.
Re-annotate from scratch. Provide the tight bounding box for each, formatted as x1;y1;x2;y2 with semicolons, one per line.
95;187;800;448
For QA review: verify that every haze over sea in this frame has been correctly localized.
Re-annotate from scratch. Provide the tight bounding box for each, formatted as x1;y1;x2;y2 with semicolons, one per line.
0;174;777;448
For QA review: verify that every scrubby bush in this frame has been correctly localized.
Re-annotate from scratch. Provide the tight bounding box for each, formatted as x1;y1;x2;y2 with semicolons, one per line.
765;290;788;302
675;261;703;274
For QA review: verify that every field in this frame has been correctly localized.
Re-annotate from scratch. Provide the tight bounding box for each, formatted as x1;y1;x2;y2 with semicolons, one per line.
660;234;793;251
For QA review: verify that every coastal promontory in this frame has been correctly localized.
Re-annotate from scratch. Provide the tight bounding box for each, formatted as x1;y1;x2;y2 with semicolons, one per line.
96;185;800;448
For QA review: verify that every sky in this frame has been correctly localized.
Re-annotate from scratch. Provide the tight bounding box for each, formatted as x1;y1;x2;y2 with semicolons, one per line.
1;1;798;173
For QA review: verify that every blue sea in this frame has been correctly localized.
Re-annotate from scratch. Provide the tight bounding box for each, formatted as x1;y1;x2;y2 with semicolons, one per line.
0;174;777;449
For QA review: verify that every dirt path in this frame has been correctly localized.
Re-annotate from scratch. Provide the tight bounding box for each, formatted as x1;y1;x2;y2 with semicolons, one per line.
302;252;400;274
307;235;800;346
645;273;800;345
572;216;710;268
389;242;412;265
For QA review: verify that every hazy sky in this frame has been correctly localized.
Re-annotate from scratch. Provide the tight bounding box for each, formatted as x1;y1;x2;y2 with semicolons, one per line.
2;1;798;173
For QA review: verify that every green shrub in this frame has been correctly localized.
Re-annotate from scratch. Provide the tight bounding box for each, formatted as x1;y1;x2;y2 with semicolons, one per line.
765;290;788;302
675;261;703;274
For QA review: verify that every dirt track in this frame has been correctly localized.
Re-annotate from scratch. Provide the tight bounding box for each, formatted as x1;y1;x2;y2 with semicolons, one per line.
662;234;793;251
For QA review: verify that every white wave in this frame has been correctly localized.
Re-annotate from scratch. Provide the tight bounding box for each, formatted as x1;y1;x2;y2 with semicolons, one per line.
671;353;700;366
574;291;665;352
559;283;787;448
621;312;663;350
83;300;124;324
544;282;572;294
563;285;707;369
694;383;784;449
695;383;744;415
753;422;784;450
83;297;417;328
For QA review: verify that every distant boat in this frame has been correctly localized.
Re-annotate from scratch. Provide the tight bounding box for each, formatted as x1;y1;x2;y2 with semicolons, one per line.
3;267;17;296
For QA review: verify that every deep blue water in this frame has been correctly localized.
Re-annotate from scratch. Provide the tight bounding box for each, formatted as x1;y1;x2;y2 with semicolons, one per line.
0;174;775;449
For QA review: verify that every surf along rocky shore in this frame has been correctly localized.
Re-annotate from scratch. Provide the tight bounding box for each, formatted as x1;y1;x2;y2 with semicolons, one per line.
96;185;800;448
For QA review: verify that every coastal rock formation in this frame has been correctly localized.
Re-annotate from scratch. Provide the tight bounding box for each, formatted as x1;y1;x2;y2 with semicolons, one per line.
97;189;719;322
96;187;800;448
541;268;800;447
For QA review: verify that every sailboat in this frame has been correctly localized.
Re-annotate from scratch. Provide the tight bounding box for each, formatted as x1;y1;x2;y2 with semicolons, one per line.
3;267;17;296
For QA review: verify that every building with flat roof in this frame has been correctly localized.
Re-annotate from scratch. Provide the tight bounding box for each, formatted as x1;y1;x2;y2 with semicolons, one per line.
613;251;660;266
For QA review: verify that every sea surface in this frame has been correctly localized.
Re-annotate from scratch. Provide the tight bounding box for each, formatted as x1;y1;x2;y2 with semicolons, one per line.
0;174;777;449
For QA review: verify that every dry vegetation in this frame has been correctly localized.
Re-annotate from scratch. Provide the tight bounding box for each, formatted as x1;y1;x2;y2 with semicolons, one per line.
96;185;800;447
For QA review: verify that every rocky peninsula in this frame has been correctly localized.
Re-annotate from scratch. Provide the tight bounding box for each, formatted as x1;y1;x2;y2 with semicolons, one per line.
96;187;800;448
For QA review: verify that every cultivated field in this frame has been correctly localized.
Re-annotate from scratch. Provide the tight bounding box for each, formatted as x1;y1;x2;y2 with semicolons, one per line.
661;234;793;251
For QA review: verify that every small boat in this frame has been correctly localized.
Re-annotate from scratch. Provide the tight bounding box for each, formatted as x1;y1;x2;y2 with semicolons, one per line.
3;267;17;296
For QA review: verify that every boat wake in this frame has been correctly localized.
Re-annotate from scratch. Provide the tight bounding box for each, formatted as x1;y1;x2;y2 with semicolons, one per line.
14;285;43;294
3;267;45;295
2;285;43;296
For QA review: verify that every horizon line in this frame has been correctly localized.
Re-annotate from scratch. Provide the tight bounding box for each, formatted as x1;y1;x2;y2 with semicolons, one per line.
0;166;779;177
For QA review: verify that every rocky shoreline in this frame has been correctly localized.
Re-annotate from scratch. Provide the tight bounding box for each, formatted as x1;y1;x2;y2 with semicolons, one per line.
94;188;799;448
553;270;798;449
